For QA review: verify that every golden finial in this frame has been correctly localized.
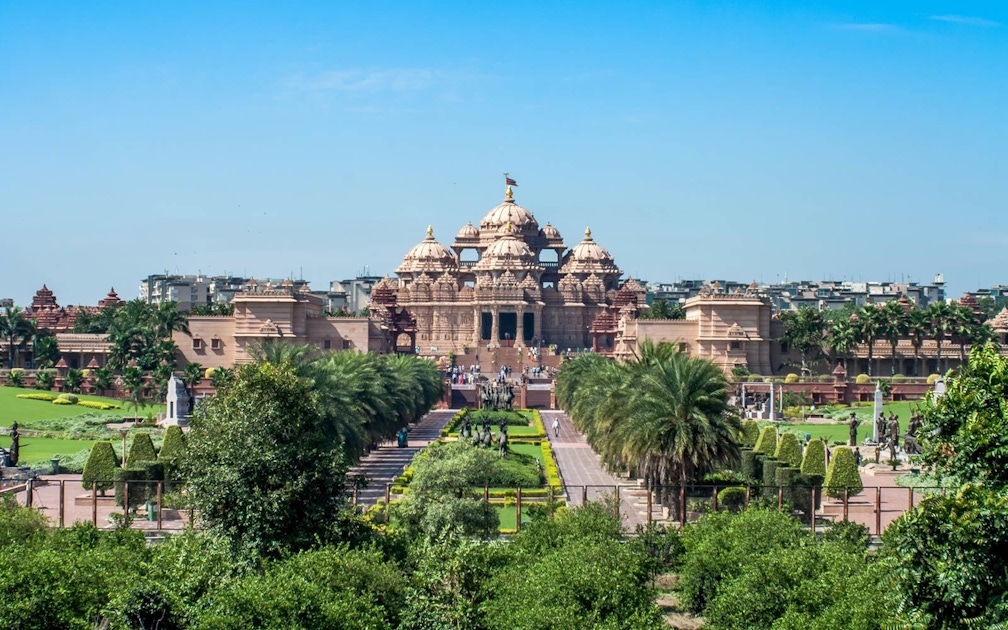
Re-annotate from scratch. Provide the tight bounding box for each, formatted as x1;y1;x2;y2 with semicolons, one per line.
585;227;592;238
505;221;513;234
505;185;513;199
426;225;433;237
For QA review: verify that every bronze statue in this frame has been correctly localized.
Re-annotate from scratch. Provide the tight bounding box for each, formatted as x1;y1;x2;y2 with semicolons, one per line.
848;413;861;446
8;422;19;466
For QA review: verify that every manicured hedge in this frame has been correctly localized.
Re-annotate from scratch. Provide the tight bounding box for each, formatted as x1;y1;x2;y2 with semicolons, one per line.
126;433;157;468
824;446;863;498
56;393;79;404
16;392;57;401
801;438;827;477
81;441;118;495
775;432;803;468
78;400;118;410
740;420;759;447
754;426;778;456
740;448;763;483
716;486;747;513
762;459;784;498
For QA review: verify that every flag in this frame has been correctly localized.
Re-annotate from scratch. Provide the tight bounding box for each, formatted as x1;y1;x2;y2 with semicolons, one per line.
505;176;517;186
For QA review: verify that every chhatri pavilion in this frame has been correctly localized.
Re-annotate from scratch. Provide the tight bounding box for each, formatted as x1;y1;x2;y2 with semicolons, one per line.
368;185;644;354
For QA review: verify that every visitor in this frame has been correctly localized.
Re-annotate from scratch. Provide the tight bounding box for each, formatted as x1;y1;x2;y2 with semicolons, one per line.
854;447;862;467
552;417;560;437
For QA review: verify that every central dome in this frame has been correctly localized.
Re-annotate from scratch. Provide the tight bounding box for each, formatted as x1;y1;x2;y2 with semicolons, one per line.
480;194;539;234
396;226;457;275
474;224;541;272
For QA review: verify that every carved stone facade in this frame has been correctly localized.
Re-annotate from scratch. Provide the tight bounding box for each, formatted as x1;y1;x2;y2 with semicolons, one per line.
374;188;633;355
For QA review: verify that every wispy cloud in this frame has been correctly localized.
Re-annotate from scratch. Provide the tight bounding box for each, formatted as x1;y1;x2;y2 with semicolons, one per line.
930;14;1002;27
286;68;443;93
832;22;899;33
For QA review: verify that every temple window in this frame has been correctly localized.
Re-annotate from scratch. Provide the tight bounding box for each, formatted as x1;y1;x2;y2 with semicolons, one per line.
342;340;352;350
192;338;203;350
323;339;332;350
211;338;222;350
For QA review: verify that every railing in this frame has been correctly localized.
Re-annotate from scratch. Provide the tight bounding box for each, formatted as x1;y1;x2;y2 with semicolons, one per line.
7;478;942;536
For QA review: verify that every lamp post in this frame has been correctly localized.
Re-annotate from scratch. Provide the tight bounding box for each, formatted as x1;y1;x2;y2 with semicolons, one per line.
119;428;129;467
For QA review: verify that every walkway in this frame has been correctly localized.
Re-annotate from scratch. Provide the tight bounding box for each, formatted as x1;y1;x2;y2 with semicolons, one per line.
347;409;457;506
540;409;650;531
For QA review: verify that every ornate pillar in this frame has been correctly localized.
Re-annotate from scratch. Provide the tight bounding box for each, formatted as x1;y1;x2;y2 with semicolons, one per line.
473;306;481;344
516;306;525;345
534;305;543;344
490;306;500;348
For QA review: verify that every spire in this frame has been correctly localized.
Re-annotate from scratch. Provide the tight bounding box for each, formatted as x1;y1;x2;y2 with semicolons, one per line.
426;225;434;238
505;185;513;200
584;227;592;239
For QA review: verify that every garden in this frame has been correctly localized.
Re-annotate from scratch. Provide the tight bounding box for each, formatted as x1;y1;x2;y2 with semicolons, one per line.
392;408;563;533
0;386;164;470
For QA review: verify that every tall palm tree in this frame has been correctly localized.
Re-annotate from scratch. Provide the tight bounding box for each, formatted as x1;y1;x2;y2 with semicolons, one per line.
926;301;953;374
880;300;909;376
826;318;857;372
851;305;884;377
181;361;204;402
0;306;37;369
905;308;929;377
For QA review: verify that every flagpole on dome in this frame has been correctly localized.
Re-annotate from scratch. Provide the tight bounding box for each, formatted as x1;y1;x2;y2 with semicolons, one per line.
503;172;517;199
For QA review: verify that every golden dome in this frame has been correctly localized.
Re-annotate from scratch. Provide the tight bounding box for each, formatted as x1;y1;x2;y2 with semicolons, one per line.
396;227;457;274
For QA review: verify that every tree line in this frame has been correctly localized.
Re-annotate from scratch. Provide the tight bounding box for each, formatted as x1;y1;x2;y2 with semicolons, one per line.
780;299;994;377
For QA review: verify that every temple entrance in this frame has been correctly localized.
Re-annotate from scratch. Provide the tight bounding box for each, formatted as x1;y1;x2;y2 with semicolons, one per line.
481;312;492;340
523;312;534;342
499;312;517;344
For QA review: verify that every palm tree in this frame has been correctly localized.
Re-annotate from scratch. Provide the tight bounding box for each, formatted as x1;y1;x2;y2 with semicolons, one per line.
826;318;857;372
880;300;909;376
619;352;740;515
154;301;190;338
905;308;929;377
181;361;204;402
64;368;84;394
92;367;114;396
31;334;60;369
852;305;884;377
35;369;55;391
925;301;953;374
0;306;37;369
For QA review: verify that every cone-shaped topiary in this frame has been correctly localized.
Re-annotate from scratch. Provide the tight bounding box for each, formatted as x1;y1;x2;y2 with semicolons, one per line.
740;420;760;447
754;426;778;456
775;432;803;468
824;446;863;498
801;438;827;478
159;425;185;461
81;441;118;496
126;433;157;468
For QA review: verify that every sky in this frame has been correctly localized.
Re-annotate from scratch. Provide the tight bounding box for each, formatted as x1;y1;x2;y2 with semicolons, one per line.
1;1;1005;306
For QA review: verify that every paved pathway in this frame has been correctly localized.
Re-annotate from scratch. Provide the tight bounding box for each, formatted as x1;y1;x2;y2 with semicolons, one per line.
540;409;650;530
347;409;457;506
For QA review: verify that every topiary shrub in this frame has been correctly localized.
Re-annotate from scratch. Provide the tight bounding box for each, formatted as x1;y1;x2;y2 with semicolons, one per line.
52;398;73;405
747;374;764;382
126;433;157;468
716;486;747;513
800;438;827;477
159;425;186;488
784;373;798;383
817;374;832;383
762;459;783;498
81;441;118;496
741;449;763;484
56;393;78;404
855;373;871;384
754;426;778;456
927;373;941;384
891;374;906;383
823;446;863;498
740;420;759;447
774;432;803;468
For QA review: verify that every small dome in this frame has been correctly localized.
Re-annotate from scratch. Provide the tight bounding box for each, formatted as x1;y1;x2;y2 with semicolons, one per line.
456;221;479;240
397;226;457;274
540;222;562;240
569;227;614;263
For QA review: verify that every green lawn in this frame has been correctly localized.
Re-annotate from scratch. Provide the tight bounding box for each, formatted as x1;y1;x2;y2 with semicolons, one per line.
781;401;919;445
0;386;163;429
507;442;543;459
0;435;98;465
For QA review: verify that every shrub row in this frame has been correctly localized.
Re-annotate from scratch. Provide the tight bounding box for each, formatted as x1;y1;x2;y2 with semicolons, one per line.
16;391;120;409
16;392;57;401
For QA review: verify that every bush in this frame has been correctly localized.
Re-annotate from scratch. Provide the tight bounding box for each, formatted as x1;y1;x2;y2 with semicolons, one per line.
16;392;57;401
81;441;119;495
817;374;833;382
784;373;798;383
801;438;827;477
77;400;116;410
740;449;763;483
891;374;906;383
754;426;778;456
855;374;871;384
159;425;185;461
823;447;863;498
763;459;784;498
55;393;79;404
775;432;803;468
717;486;747;513
740;420;759;447
52;398;73;405
927;373;941;384
747;375;764;382
126;433;157;468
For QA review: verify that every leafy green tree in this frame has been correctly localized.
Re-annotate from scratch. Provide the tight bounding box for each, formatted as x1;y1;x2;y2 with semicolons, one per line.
825;317;858;372
640;298;685;320
822;446;862;498
81;441;119;495
0;305;36;369
779;305;826;375
209;366;235;390
181;361;203;402
182;362;349;559
126;433;157;468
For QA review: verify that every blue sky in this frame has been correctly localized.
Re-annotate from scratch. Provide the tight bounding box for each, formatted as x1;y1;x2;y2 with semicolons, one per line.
1;1;1005;306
